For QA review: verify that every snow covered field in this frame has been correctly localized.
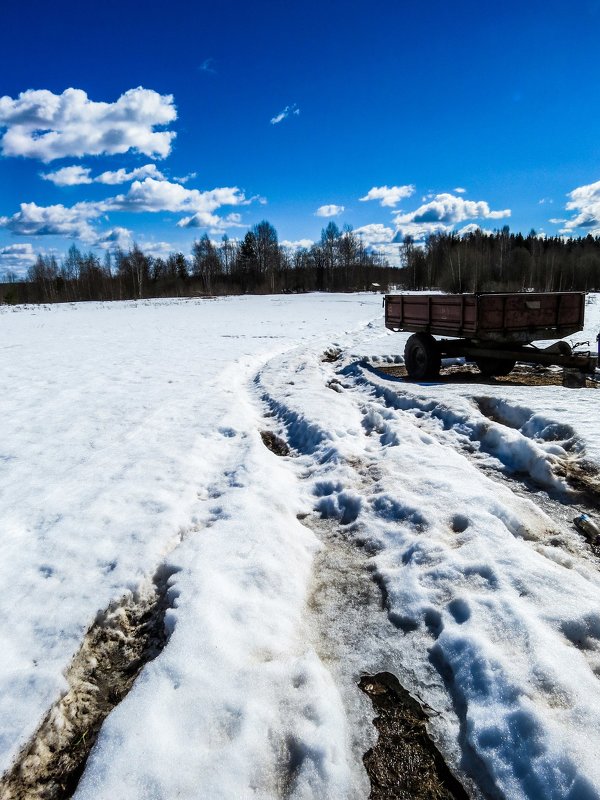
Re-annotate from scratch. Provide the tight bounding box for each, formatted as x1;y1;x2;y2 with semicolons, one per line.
1;293;599;799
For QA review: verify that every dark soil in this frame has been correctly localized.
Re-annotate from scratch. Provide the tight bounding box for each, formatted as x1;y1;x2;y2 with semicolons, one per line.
322;347;342;363
0;567;177;800
360;672;470;800
260;429;290;456
375;363;597;388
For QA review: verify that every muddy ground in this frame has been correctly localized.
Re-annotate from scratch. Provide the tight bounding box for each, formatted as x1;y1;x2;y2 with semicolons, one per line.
0;569;175;800
360;673;469;800
374;363;598;388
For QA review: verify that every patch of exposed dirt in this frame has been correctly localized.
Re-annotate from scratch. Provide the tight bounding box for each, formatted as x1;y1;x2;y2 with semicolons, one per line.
554;460;600;512
375;363;597;388
0;566;178;800
260;429;290;456
360;673;470;800
322;347;342;363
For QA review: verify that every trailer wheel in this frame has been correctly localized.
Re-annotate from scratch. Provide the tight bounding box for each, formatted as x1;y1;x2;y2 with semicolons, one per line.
475;357;516;377
404;333;441;380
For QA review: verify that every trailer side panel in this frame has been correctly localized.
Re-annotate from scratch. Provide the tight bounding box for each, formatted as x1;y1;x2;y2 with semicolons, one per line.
385;292;585;342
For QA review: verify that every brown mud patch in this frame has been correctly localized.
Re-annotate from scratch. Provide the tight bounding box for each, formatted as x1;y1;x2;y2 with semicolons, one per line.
554;459;600;513
260;429;291;456
375;363;597;388
0;567;177;800
360;672;470;800
322;347;342;363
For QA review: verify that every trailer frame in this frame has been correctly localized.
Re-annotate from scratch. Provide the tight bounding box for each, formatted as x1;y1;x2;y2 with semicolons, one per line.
384;292;597;380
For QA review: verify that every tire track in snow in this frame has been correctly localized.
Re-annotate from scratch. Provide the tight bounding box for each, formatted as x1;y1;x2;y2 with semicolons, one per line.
256;343;600;799
0;353;296;799
358;363;600;562
256;353;491;798
0;566;179;800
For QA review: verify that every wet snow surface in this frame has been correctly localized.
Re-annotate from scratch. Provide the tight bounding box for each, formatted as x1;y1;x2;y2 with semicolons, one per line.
1;293;599;799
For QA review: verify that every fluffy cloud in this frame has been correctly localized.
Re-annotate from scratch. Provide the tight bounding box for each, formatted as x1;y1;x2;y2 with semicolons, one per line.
561;179;600;235
108;179;250;215
270;104;300;125
352;224;402;265
40;163;190;186
315;204;344;217
353;223;395;246
177;211;244;232
393;192;510;226
137;240;175;258
456;223;488;236
0;202;99;240
95;227;134;250
359;185;415;207
172;171;197;185
281;238;314;250
0;87;177;162
95;164;167;185
454;187;467;194
41;165;93;186
1;179;257;240
0;242;37;271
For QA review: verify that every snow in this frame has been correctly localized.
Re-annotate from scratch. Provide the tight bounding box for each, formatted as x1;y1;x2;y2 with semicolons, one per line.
1;292;600;799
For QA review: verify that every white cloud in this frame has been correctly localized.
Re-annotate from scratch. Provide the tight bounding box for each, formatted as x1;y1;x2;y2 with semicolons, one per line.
172;171;197;184
41;165;93;186
0;87;177;162
315;204;344;217
137;240;174;257
1;179;258;240
392;221;453;243
95;227;133;250
561;179;600;235
454;187;467;194
95;164;167;184
40;162;192;187
177;211;245;232
359;185;415;207
393;192;510;226
270;103;300;125
354;220;450;248
0;202;99;240
352;224;401;265
281;239;314;250
109;179;250;216
456;223;489;236
0;242;37;271
353;223;395;246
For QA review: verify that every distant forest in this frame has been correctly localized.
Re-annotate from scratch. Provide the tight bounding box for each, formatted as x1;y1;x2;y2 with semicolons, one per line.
1;222;600;304
0;221;395;304
402;226;600;293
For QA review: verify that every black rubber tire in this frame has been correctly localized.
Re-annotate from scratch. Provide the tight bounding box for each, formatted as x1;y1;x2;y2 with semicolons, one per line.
475;357;516;377
404;333;441;380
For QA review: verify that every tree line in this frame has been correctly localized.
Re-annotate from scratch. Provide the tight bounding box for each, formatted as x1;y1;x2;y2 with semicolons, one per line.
2;223;600;304
1;221;396;303
400;227;600;293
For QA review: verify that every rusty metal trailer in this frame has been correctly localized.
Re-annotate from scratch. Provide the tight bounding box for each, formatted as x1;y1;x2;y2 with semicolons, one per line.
384;292;597;380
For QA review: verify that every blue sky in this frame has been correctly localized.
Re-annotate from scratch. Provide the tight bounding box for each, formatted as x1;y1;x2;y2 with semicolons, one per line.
1;0;600;274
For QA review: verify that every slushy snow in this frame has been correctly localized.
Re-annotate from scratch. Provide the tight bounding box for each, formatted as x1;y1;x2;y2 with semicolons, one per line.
1;293;599;799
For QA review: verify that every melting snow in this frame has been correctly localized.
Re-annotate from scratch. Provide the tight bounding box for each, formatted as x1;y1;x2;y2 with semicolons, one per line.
1;292;599;799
